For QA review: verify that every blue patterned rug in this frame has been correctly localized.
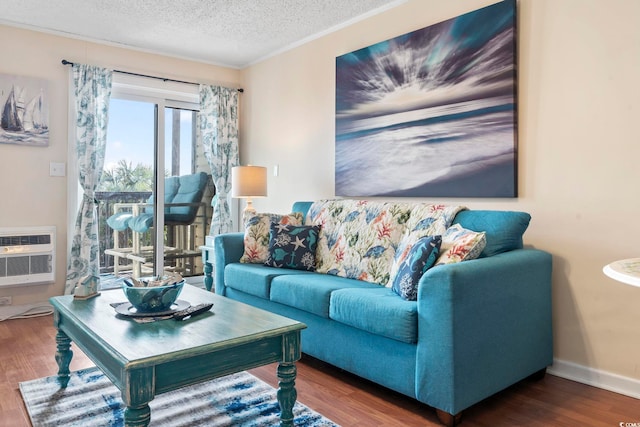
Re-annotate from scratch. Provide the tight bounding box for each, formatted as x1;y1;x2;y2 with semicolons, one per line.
20;367;339;426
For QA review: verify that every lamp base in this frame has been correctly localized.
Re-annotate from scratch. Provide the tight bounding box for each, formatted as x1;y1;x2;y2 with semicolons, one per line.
242;198;257;225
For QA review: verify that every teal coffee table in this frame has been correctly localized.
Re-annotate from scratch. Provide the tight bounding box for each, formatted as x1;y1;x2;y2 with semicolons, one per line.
49;285;306;427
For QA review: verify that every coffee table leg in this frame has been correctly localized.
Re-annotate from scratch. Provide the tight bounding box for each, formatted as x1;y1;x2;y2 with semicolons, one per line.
54;311;73;388
122;368;154;427
277;362;297;427
124;404;151;427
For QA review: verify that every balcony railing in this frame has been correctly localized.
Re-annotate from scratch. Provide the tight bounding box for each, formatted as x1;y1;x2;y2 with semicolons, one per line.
96;191;152;274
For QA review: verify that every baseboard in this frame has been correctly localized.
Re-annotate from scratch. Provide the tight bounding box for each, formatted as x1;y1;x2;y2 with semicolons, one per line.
0;301;53;321
548;358;640;400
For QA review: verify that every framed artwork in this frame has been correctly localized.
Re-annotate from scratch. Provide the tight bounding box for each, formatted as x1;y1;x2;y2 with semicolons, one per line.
0;73;49;146
335;0;518;198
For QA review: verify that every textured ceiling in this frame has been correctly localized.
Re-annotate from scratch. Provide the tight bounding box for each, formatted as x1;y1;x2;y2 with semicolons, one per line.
0;0;405;68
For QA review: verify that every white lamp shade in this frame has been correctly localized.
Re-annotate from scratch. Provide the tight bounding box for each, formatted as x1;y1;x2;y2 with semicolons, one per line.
231;166;267;198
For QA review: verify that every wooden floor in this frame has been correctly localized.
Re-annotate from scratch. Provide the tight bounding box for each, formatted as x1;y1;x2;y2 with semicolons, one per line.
2;315;639;427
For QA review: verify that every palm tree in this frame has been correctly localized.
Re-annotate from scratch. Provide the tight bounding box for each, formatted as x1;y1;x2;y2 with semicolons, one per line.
98;160;154;192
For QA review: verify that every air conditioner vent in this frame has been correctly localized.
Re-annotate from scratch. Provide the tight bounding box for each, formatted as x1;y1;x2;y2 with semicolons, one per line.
0;226;55;287
0;234;51;246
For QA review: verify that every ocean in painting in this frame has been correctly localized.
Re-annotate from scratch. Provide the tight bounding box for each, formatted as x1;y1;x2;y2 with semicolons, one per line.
0;128;49;146
335;0;517;197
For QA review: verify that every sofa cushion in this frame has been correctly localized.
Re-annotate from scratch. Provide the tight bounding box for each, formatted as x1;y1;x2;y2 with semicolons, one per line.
224;263;307;299
106;212;133;231
453;210;530;257
240;212;304;264
143;176;180;215
128;213;154;233
270;274;377;318
436;224;486;265
166;172;208;223
391;235;441;301
329;287;418;344
265;223;320;271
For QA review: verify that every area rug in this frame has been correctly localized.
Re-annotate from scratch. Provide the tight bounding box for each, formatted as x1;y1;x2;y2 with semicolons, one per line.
20;367;340;426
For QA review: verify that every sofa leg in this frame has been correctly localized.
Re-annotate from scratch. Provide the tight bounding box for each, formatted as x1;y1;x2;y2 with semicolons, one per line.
527;367;547;381
436;409;462;426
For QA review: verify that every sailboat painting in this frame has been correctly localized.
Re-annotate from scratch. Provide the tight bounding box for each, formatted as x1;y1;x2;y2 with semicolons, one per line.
0;73;49;146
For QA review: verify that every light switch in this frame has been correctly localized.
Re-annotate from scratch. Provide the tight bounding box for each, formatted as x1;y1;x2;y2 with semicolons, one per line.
50;162;66;177
273;164;279;177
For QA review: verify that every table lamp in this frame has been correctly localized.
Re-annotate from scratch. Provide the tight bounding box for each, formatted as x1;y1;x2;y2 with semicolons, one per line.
232;165;267;223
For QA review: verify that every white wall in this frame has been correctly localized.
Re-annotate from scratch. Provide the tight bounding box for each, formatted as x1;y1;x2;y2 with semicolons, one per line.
0;25;240;305
239;0;640;386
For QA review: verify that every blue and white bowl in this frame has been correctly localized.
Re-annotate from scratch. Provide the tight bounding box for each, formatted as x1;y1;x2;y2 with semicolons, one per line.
122;278;184;312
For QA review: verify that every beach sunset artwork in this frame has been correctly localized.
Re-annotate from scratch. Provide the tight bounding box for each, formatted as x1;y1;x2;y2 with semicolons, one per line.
335;0;517;197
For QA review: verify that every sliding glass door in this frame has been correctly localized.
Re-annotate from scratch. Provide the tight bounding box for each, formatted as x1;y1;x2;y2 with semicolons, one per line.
98;78;210;279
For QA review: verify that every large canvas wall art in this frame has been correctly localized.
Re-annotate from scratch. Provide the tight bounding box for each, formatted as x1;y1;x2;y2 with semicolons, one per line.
335;0;517;197
0;73;49;146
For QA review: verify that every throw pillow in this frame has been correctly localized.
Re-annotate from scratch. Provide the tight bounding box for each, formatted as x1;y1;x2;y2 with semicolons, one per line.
240;212;304;263
452;210;530;257
391;235;442;301
265;223;320;271
436;224;487;265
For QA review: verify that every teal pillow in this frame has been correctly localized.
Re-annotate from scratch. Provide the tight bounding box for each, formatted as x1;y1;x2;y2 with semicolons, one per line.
453;210;530;257
391;235;441;301
265;223;320;271
106;212;133;231
128;213;154;233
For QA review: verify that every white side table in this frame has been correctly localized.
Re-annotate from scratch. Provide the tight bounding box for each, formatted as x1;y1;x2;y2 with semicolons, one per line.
603;258;640;288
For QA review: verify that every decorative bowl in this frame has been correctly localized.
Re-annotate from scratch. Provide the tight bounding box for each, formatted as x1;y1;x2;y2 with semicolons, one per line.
122;278;184;313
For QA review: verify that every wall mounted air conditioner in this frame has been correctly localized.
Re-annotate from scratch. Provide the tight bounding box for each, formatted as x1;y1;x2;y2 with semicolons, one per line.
0;226;56;287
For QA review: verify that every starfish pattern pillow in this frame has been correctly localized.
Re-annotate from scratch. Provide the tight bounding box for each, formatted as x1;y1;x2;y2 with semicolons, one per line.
265;223;320;271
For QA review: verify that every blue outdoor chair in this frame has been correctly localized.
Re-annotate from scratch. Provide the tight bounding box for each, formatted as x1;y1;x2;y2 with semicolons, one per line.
105;172;210;277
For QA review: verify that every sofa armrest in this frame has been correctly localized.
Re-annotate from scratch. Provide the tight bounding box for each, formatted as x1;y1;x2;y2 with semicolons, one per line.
415;248;553;415
213;232;245;295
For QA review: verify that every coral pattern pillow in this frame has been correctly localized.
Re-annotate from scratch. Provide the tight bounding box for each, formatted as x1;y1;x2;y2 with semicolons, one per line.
391;235;442;301
307;200;465;286
436;224;486;265
306;200;412;284
240;212;303;263
386;204;466;287
265;223;320;271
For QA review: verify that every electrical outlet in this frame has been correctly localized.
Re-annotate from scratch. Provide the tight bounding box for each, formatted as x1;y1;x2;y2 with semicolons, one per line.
0;296;12;306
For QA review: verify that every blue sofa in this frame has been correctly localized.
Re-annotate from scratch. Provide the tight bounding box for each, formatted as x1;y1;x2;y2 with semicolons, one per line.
212;200;553;425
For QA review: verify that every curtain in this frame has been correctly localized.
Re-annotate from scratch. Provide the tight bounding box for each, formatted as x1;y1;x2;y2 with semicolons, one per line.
199;85;239;235
64;64;113;295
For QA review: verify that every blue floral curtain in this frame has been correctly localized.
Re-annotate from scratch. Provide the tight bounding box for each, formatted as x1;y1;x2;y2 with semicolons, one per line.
64;64;113;295
199;85;239;235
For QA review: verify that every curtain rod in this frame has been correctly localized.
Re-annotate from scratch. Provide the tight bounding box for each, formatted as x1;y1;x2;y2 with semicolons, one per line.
61;59;244;93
